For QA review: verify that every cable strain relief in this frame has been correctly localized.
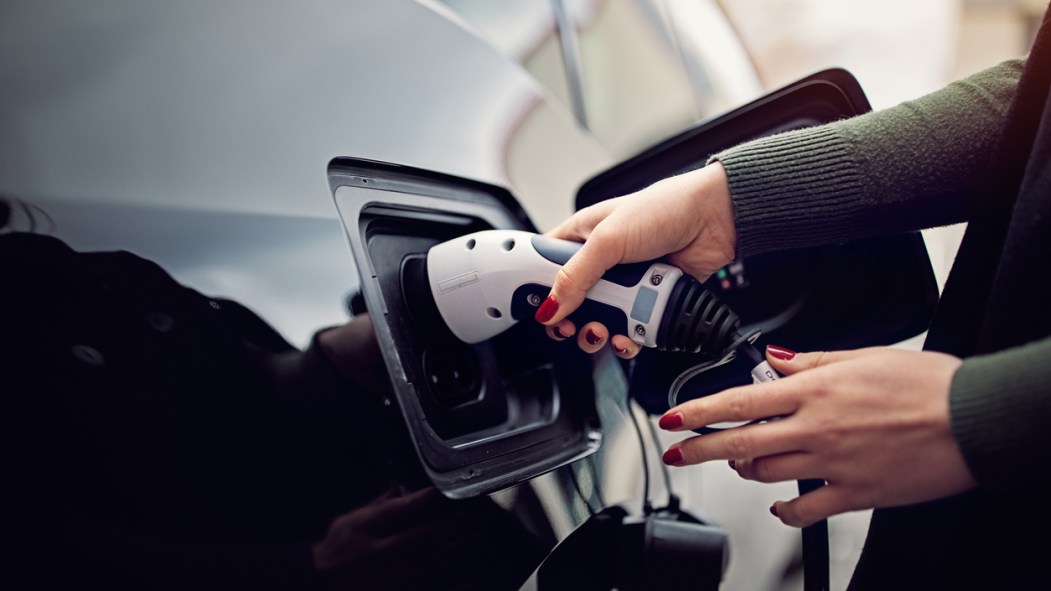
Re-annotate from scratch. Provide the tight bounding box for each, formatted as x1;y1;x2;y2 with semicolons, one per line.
667;494;681;513
655;275;740;356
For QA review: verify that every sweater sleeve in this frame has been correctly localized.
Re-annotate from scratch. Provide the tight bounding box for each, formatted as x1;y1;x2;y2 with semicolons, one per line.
711;59;1024;258
949;336;1051;492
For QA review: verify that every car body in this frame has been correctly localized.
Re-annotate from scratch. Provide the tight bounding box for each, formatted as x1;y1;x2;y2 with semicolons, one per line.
0;2;935;589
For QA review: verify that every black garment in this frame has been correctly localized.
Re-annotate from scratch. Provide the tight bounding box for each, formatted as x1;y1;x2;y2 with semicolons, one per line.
850;10;1051;590
2;232;552;590
2;232;392;589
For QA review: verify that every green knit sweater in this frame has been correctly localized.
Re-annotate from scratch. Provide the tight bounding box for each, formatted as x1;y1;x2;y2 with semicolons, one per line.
712;57;1051;588
717;60;1021;258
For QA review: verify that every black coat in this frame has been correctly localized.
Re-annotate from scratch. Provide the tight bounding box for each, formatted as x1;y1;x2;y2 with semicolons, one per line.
2;232;393;588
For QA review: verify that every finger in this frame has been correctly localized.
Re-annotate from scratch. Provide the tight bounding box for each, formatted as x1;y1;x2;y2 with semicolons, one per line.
375;480;401;500
772;483;856;528
663;420;803;466
662;381;801;432
577;321;607;354
537;230;626;325
378;508;476;554
546;319;576;342
734;452;825;484
369;487;453;534
765;345;881;376
547;198;622;243
610;334;641;359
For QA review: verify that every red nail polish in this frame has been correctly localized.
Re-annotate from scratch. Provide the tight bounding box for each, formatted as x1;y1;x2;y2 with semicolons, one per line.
534;295;559;323
662;447;684;466
553;326;566;339
767;344;797;361
585;329;602;345
728;459;737;470
658;412;684;430
769;503;779;517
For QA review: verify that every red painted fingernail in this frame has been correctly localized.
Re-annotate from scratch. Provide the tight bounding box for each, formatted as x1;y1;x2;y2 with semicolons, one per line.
728;460;736;470
553;326;566;339
662;447;684;466
767;344;797;361
534;295;559;323
769;503;780;517
585;329;602;345
658;412;684;430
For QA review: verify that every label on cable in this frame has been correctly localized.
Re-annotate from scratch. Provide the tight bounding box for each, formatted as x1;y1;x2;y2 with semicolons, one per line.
703;361;779;431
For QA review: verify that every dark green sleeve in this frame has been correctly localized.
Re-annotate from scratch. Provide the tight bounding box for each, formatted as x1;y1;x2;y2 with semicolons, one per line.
949;336;1051;491
710;59;1024;258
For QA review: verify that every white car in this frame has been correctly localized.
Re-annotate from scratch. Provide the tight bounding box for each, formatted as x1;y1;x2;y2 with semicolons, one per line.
0;1;936;589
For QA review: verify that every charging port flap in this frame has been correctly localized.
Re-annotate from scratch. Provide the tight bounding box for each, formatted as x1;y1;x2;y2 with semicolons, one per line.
330;159;601;498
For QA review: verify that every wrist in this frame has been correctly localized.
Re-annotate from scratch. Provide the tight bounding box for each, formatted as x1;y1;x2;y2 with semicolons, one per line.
671;163;737;272
698;162;737;264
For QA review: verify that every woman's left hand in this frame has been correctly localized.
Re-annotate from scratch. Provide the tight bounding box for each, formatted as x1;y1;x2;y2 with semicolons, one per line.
658;346;978;527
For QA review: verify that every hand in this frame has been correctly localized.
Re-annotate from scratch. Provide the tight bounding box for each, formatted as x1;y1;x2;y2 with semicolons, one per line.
536;163;736;358
657;346;978;528
312;485;477;590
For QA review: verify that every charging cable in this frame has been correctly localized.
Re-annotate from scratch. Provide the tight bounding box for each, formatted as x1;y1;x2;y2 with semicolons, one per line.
668;332;829;591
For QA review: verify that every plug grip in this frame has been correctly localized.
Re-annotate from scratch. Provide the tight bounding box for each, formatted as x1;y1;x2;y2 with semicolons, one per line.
656;275;740;356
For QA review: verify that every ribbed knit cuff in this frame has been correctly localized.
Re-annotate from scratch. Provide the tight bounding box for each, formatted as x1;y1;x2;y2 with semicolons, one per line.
709;125;868;258
950;337;1051;491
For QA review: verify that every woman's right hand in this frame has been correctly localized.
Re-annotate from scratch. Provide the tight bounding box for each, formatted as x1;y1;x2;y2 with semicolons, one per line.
535;162;737;358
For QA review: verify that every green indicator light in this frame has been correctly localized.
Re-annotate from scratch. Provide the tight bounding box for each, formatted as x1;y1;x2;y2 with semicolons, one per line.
717;268;728;279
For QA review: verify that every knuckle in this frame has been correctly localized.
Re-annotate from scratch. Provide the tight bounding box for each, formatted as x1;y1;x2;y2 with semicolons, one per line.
844;485;877;511
811;350;829;367
724;430;752;460
781;503;808;527
752;459;777;483
554;266;579;295
806;370;834;402
589;224;628;261
727;389;754;420
679;400;709;426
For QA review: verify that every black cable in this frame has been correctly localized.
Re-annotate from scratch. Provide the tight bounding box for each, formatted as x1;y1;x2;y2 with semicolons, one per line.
798;479;830;591
624;392;653;514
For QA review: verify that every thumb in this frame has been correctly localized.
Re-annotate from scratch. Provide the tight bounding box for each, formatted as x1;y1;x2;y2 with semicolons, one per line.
765;346;877;376
535;232;624;325
772;483;855;528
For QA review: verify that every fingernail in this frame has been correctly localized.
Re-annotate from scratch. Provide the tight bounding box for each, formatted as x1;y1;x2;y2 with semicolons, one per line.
767;344;797;361
728;459;736;470
658;412;684;430
613;343;627;354
534;295;559;323
553;325;566;339
662;447;684;466
585;329;602;345
769;503;779;517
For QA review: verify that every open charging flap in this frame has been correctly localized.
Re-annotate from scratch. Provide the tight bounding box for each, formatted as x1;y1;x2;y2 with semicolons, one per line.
330;160;601;498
